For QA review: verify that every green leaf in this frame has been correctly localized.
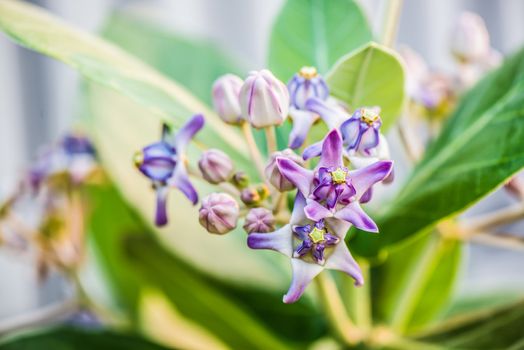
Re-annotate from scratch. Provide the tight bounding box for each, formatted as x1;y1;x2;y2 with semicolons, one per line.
100;12;244;105
86;182;324;348
418;299;524;349
351;47;524;257
0;0;249;166
268;0;372;81
372;232;463;333
325;42;406;130
0;327;170;350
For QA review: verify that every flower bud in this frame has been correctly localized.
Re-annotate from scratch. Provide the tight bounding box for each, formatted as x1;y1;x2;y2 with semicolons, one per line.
287;66;329;110
198;149;234;184
256;184;270;201
243;207;275;234
239;69;289;129
199;193;239;235
451;12;490;63
231;171;249;189
265;149;304;192
240;188;261;206
212;74;244;125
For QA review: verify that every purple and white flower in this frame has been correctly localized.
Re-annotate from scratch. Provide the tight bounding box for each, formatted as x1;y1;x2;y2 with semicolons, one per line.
304;98;391;169
239;69;289;129
287;67;330;149
198;149;234;184
265;149;304;192
277;129;393;229
248;193;363;303
134;114;204;226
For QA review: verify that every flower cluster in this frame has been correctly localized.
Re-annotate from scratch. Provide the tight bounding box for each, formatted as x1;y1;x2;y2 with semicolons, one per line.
134;66;394;303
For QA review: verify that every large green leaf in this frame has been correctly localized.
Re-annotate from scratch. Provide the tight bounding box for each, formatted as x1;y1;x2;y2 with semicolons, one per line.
0;327;170;350
325;42;406;130
268;0;372;80
0;0;288;286
351;47;524;256
418;300;524;349
372;232;463;334
100;12;243;105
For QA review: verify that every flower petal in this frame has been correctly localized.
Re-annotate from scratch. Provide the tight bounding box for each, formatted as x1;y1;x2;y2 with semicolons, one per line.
247;225;293;257
283;259;324;304
290;192;308;225
340;118;361;150
305;97;346;129
359;127;380;153
302;141;322;161
360;187;373;204
325;243;363;286
318;129;344;168
155;185;169;227
349;160;393;198
276;158;313;197
288;109;317;149
175;114;205;153
304;199;333;221
169;164;198;205
334;202;378;233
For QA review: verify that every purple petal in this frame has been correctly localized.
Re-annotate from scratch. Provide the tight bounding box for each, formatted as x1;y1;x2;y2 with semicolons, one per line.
155;185;169;227
318;129;343;168
302;141;322;161
290;192;308;225
313;243;326;264
288;109;317;149
305;98;346;129
360;187;373;204
324;218;351;239
292;224;312;240
276;158;313;197
349;160;393;198
175;114;205;153
283;259;323;304
169;164;198;205
247;225;293;257
304;200;333;221
294;239;313;257
340;118;362;150
359;127;380;153
334;202;378;233
325;243;363;286
324;233;340;246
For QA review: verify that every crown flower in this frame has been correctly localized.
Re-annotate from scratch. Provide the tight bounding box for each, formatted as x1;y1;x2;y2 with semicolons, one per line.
134;114;204;226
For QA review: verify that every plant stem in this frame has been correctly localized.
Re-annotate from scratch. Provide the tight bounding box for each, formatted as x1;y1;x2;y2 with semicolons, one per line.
381;0;404;48
241;123;266;181
469;231;524;252
315;272;363;346
461;203;524;233
264;126;278;154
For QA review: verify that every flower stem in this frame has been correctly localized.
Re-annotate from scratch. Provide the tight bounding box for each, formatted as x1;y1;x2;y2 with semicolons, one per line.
264;126;278;154
241;122;266;181
461;203;524;233
315;272;363;346
469;231;524;252
381;0;404;48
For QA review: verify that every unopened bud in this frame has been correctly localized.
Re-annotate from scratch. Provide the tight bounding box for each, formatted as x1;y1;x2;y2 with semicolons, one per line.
198;149;234;184
256;185;270;201
199;193;239;235
265;149;304;192
240;188;261;206
231;171;249;189
451;12;490;63
243;207;275;234
239;69;289;129
212;74;244;125
288;66;329;110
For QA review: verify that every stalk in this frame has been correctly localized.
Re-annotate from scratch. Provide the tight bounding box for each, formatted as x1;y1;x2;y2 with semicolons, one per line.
241;123;266;181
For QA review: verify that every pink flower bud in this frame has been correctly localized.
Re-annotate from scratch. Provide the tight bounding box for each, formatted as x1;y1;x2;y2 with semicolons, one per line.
212;74;244;125
240;188;261;206
239;69;289;129
265;149;304;192
198;149;234;184
199;193;239;235
451;12;490;62
243;207;275;234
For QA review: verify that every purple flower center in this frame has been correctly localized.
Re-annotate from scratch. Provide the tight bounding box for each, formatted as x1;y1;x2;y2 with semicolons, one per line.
312;166;356;210
292;220;340;264
134;141;177;183
340;108;382;154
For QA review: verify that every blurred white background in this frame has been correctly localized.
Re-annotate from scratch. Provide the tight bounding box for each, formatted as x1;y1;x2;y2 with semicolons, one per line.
1;0;524;323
